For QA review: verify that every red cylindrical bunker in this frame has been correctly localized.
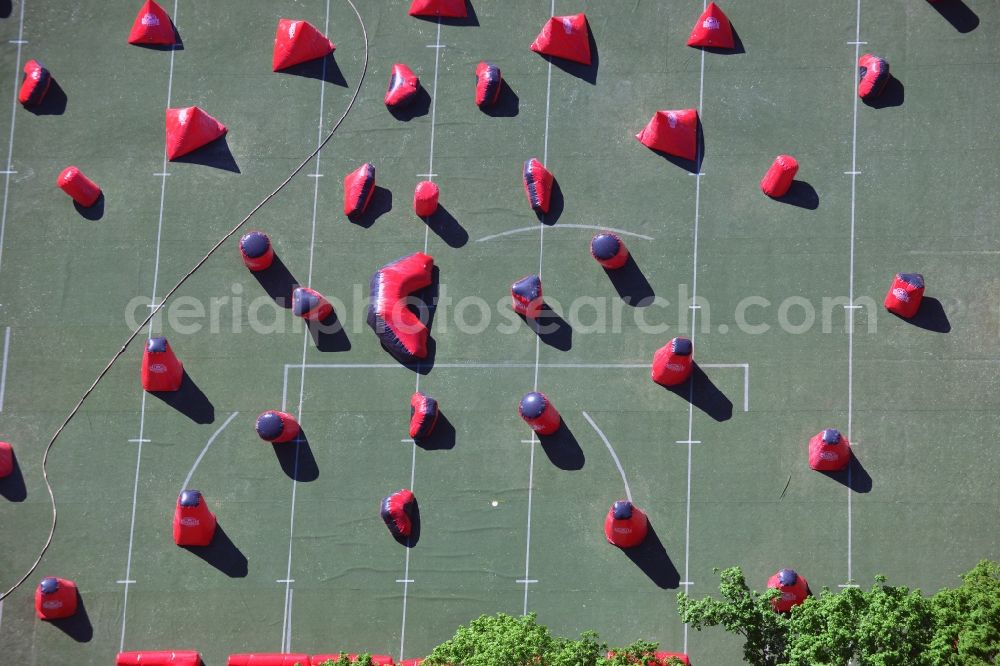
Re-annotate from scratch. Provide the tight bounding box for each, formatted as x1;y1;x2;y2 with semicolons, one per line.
239;231;274;271
603;500;649;548
590;232;630;270
116;650;201;666
884;272;925;319
256;410;301;443
0;441;13;478
57;166;102;207
518;390;561;436
34;576;78;620
227;654;312;666
413;180;440;217
760;154;798;198
173;489;217;547
651;337;694;386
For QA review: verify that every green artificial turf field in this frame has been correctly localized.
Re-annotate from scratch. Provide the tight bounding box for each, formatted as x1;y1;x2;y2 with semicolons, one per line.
0;1;997;664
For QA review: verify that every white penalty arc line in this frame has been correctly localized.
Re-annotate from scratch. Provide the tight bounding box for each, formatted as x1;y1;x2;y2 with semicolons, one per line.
476;224;654;244
581;411;632;504
179;411;239;493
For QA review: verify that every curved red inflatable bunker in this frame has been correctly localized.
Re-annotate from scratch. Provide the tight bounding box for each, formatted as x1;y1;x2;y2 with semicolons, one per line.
256;410;301;444
636;109;699;162
530;14;592;65
313;655;395;665
273;19;334;72
604;500;649;548
884;272;924;319
590;233;629;270
0;441;14;478
117;650;201;666
344;163;376;217
606;651;690;665
367;252;435;360
173;489;217;547
381;488;417;539
686;2;734;49
518;391;561;436
409;0;467;18
240;231;275;272
511;274;543;319
35;576;78;620
522;158;554;214
293;286;334;322
858;53;890;100
18;59;51;107
385;63;420;109
475;61;502;108
767;568;810;613
165;106;227;161
228;654;311;666
128;0;176;46
413;180;440;217
808;428;851;472
57;166;102;208
651;337;693;386
142;337;184;392
760;155;798;198
409;391;439;439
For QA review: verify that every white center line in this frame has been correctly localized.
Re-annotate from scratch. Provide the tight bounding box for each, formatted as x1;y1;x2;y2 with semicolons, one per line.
0;326;9;412
0;0;27;275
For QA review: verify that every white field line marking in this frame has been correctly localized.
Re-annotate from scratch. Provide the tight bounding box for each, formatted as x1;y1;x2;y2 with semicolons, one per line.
116;580;136;585
128;438;150;443
400;18;443;662
0;326;9;412
846;0;863;588
683;5;707;652
0;598;4;635
0;0;27;275
180;411;239;492
476;224;654;243
522;433;537;615
281;0;331;652
120;3;180;651
582;411;632;503
0;170;16;175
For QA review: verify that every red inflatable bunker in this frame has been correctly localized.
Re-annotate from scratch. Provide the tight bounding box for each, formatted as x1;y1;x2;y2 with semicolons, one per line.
687;2;734;49
381;488;417;540
530;14;592;65
18;59;51;108
344;163;376;217
884;272;924;319
128;0;176;46
413;180;440;217
57;166;102;208
385;63;420;109
475;61;502;108
605;651;690;665
0;441;14;478
522;158;554;214
141;337;184;392
408;0;467;19
35;576;78;620
636;109;699;162
767;568;810;613
760;155;798;198
273;19;334;72
858;53;890;101
165;106;227;161
519;391;561;436
604;500;649;548
590;232;629;270
173;489;217;547
228;654;311;666
808;428;851;472
256;410;301;444
293;286;334;322
511;274;543;319
367;252;435;360
651;337;693;386
239;231;275;271
399;660;424;666
313;655;394;665
117;650;201;666
409;391;440;439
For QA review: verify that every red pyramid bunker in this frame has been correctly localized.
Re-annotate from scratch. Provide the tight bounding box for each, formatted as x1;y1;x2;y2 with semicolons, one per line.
165;106;227;161
128;0;176;46
35;577;78;621
687;2;735;49
636;109;699;162
604;500;649;548
408;0;468;18
511;274;543;319
808;428;851;472
385;63;420;109
173;489;217;547
141;337;183;392
273;19;334;72
531;13;592;65
768;568;810;613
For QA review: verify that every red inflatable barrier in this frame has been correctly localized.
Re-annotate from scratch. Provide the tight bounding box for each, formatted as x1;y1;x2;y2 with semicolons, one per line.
35;577;78;620
760;155;798;198
57;166;102;208
530;14;592;65
636;109;698;161
256;410;301;444
240;231;275;271
385;63;420;109
590;233;629;270
409;391;439;439
522;158;553;214
117;650;201;666
884;272;924;319
399;660;424;666
313;657;394;666
367;252;435;360
606;652;690;666
475;61;502;108
142;337;184;392
767;568;810;613
173;489;217;547
344;163;376;217
408;0;467;18
413;180;439;217
651;337;693;386
228;654;311;666
0;441;14;478
166;106;227;161
273;19;334;71
293;287;333;322
18;59;51;107
808;428;851;472
519;391;560;436
381;488;417;539
511;274;543;319
604;500;648;548
857;53;890;100
128;0;176;46
687;2;734;49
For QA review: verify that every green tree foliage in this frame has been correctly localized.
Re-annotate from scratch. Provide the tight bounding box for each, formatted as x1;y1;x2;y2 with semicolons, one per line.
928;560;1000;665
315;655;374;666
